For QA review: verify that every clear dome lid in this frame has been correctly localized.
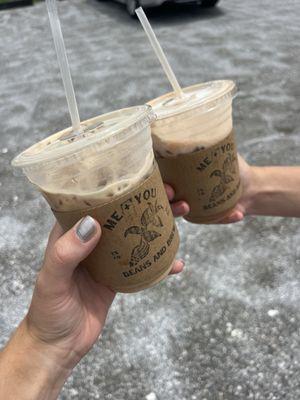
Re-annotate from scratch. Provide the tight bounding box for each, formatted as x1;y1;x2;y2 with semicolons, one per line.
12;105;155;168
149;80;236;120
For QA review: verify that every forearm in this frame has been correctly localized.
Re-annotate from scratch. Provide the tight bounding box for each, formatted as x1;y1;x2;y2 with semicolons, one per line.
0;321;70;400
246;166;300;217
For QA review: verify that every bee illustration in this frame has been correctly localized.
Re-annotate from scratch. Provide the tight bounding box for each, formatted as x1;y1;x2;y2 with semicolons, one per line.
124;200;164;267
209;153;236;202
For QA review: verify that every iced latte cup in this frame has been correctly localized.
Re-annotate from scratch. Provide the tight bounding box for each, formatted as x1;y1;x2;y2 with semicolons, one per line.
12;105;179;292
149;80;242;224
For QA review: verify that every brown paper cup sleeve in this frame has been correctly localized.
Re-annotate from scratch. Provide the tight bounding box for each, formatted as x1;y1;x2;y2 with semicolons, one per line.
52;164;179;293
156;130;242;223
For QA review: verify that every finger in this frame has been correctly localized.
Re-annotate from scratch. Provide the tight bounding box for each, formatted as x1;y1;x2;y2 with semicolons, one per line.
164;183;175;201
43;216;101;281
169;259;185;275
218;210;244;224
171;201;190;218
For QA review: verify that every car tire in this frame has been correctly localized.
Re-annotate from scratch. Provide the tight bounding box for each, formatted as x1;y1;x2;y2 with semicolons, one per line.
200;0;219;7
126;0;139;17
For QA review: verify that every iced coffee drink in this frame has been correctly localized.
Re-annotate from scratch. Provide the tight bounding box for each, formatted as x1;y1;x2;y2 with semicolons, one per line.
149;80;242;224
12;105;179;292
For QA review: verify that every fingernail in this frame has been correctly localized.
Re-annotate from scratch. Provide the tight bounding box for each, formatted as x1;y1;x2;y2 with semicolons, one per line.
76;216;97;242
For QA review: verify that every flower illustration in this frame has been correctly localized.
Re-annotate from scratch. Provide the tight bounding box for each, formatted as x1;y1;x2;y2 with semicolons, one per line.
124;200;164;267
209;153;236;202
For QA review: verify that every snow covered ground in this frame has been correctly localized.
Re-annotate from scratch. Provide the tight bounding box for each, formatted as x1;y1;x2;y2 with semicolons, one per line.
0;0;300;398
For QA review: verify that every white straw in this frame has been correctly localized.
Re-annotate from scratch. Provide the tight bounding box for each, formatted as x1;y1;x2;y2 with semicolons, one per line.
135;7;183;98
46;0;81;133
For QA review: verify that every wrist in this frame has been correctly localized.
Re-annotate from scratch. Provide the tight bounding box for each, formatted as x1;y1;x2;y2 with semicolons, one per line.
243;166;265;216
0;320;71;400
242;165;275;216
243;166;299;217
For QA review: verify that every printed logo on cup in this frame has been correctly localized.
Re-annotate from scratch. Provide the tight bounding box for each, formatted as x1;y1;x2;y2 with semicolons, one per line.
194;137;241;212
156;131;242;223
124;200;164;267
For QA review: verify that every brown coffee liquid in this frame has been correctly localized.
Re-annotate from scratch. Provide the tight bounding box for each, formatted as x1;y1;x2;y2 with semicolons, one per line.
41;152;154;212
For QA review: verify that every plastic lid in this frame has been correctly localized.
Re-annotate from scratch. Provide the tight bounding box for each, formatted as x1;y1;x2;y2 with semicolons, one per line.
12;105;154;168
149;80;236;120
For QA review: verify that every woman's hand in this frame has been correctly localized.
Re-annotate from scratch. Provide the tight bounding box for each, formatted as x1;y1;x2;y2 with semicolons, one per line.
165;155;300;223
209;156;300;222
26;218;113;369
0;217;184;400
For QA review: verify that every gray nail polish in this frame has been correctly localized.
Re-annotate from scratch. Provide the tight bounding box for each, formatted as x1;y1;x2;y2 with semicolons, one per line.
76;216;96;242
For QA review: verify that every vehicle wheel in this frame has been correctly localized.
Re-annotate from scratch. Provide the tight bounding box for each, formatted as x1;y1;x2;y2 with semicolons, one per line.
200;0;219;7
126;0;139;17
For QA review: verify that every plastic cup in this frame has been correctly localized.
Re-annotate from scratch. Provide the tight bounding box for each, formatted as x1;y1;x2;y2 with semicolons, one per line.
12;105;179;292
148;80;242;224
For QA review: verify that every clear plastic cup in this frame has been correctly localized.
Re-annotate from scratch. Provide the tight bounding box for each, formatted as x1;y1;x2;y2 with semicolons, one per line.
148;80;242;224
12;105;179;292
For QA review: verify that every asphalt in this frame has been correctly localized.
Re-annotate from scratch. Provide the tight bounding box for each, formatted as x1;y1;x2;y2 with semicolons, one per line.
0;0;300;399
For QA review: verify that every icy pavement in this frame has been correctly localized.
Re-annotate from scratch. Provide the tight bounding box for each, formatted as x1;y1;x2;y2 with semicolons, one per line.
0;0;300;398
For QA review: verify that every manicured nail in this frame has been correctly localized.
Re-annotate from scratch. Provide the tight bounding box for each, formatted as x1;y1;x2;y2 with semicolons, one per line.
179;259;185;267
76;216;97;242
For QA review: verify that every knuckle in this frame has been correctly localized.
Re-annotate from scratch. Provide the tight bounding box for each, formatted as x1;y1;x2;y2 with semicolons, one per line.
52;240;70;266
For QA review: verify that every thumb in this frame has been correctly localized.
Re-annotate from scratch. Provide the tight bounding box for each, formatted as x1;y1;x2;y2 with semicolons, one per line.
43;216;101;282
